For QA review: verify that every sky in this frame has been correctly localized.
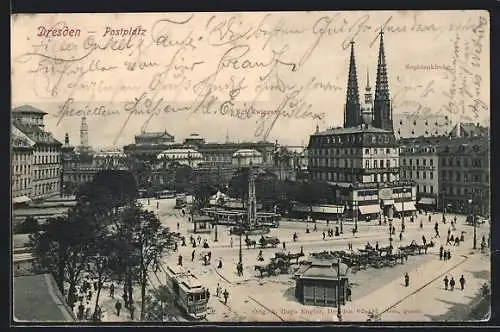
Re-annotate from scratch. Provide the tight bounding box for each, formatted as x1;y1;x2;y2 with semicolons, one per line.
11;10;490;148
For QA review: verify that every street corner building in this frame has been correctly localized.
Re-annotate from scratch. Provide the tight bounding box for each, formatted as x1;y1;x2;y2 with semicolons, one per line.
307;33;417;222
13;273;76;323
294;259;349;307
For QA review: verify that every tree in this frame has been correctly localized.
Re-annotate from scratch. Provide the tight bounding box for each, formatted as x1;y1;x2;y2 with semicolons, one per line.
90;170;138;208
296;180;333;213
29;206;97;308
144;285;170;321
191;177;217;214
114;202;173;320
14;216;39;234
174;165;193;193
228;167;250;205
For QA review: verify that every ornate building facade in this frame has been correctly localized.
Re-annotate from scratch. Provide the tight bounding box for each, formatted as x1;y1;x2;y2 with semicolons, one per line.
308;33;416;221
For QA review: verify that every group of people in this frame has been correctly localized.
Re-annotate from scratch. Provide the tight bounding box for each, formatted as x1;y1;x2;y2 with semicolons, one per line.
215;284;230;305
439;246;453;260
322;227;341;239
443;275;466;291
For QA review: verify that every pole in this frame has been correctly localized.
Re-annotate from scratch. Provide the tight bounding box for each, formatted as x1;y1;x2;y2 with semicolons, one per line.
471;199;477;249
340;202;343;234
239;218;243;264
402;189;405;231
214;224;218;242
442;191;445;222
337;257;342;321
354;201;358;233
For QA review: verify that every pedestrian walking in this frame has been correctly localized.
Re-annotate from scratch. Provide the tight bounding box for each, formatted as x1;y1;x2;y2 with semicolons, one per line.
77;302;85;320
192;250;195;261
122;292;128;308
178;255;183;266
459;275;465;290
223;289;229;305
322;231;326;240
197;235;202;244
404;273;410;287
439;246;444;260
392;225;396;235
174;242;178;251
216;283;221;297
419;220;423;230
283;241;286;250
428;214;432;222
85;307;92;320
93;281;98;291
346;286;352;301
87;290;92;301
375;242;379;251
447;250;452;260
399;231;403;241
450;277;455;291
177;222;180;230
444;276;449;290
314;223;317;231
130;302;135;320
218;259;223;269
115;300;122;316
230;237;233;248
352;228;356;237
422;235;427;245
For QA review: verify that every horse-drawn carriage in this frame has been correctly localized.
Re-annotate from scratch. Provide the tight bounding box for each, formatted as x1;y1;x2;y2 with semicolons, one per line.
254;256;291;277
399;241;434;256
259;236;280;248
245;237;257;249
274;251;305;265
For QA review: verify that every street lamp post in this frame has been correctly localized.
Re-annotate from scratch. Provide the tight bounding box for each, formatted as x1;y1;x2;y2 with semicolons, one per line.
401;188;407;231
442;191;445;223
238;217;243;265
353;201;358;233
336;257;343;321
469;198;476;249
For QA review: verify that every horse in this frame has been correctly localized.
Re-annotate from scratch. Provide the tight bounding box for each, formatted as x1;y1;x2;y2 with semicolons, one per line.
245;238;257;249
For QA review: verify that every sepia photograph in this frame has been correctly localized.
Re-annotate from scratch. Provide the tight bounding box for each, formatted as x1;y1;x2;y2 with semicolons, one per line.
10;10;490;323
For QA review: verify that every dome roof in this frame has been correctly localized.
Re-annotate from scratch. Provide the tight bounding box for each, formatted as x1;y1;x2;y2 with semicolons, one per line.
185;133;204;140
157;148;203;160
232;149;262;158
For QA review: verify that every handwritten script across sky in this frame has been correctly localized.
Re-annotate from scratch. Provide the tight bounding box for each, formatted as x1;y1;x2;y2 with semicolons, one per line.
11;11;490;146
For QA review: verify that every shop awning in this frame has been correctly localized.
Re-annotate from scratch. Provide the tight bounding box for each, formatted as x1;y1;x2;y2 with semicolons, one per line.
358;205;380;215
418;197;436;205
13;196;31;204
383;199;395;206
394;202;417;212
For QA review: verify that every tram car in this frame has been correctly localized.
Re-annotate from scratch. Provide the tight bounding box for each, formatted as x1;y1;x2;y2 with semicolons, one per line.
175;196;188;209
164;265;209;319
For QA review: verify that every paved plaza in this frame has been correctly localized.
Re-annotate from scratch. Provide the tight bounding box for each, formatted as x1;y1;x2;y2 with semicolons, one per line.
82;197;490;323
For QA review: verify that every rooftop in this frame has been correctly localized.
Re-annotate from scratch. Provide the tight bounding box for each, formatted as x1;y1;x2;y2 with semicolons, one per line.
12;105;48;115
13;274;76;322
135;131;174;139
314;125;392;136
12;122;62;145
233;149;262;157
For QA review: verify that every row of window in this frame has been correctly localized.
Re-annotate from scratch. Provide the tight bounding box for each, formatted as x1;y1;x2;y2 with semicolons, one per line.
12;152;32;162
13;164;30;175
403;170;435;180
401;147;437;154
442;186;487;197
13;178;29;191
311;134;393;145
310;147;397;156
310;158;399;169
34;168;60;180
402;158;435;167
34;154;60;164
417;184;434;194
312;171;397;183
33;182;59;196
441;171;488;183
441;157;484;168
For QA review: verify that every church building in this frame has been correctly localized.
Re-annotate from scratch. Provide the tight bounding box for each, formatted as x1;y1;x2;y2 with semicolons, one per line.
307;32;416;222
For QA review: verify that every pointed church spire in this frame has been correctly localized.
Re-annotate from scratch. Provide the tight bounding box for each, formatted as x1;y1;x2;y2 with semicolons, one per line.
366;68;371;91
225;129;230;143
344;41;361;128
315;123;320;134
373;31;393;131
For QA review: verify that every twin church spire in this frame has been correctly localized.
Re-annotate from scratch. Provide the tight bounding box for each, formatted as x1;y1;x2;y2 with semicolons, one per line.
343;31;393;131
